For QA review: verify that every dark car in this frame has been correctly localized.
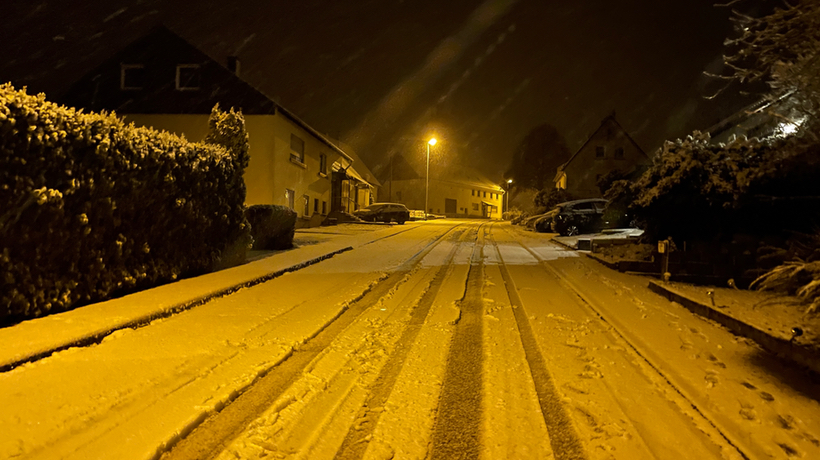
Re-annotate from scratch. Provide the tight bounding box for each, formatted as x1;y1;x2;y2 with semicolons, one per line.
353;202;411;224
550;198;608;236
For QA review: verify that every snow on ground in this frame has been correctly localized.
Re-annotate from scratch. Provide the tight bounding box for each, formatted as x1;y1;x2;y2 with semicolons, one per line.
0;222;419;371
0;222;451;459
2;220;819;459
660;281;820;349
505;225;820;459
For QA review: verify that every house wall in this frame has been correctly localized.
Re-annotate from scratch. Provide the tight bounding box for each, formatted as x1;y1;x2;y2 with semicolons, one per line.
562;121;649;199
124;113;338;225
271;112;337;223
387;178;503;219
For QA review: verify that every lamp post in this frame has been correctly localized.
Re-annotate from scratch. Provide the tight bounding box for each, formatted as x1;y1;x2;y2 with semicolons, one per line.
425;138;436;220
505;179;513;217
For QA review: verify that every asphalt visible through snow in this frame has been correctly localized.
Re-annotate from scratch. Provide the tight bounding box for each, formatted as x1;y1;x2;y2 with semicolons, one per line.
2;221;820;460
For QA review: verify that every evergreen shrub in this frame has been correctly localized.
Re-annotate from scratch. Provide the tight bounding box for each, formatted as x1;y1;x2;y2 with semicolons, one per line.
0;84;250;322
245;205;296;250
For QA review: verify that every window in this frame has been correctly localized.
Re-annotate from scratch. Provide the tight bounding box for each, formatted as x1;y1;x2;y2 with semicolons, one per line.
472;190;475;196
303;195;310;216
319;153;327;175
614;147;624;159
322;201;327;214
120;64;145;90
595;146;605;158
472;203;479;211
290;134;305;163
314;198;319;213
285;189;295;209
175;64;201;91
483;191;487;198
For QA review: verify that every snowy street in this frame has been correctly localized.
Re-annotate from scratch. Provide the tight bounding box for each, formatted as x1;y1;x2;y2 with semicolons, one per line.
2;221;819;460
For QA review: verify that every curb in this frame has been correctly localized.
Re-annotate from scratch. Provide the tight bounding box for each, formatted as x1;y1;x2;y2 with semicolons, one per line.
550;237;576;251
0;246;353;372
584;252;620;270
647;280;820;376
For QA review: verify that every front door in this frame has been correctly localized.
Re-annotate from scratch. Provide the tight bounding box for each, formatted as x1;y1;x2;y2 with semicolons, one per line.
445;198;457;215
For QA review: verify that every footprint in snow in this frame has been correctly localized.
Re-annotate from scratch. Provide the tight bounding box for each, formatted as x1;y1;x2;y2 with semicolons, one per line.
704;370;719;388
739;402;757;421
777;414;795;430
706;353;727;368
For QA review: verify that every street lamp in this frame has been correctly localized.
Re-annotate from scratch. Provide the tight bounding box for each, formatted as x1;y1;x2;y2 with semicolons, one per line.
505;179;513;217
425;137;437;220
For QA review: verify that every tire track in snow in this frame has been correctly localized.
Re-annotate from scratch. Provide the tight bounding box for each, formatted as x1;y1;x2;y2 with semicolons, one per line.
162;225;468;460
332;224;484;460
488;228;589;460
503;227;749;460
426;223;488;460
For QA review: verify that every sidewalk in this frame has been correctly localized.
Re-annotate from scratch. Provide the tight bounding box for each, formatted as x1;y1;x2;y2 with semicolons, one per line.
551;231;820;375
0;224;409;371
648;280;820;375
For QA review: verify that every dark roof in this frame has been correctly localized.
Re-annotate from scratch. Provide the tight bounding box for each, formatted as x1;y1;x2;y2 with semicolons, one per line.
60;25;353;163
60;26;277;115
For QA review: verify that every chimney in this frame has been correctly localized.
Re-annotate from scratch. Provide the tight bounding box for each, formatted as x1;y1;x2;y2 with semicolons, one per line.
227;56;240;77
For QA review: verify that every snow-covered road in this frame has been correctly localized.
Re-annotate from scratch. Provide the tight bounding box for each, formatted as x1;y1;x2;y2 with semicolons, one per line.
2;221;818;459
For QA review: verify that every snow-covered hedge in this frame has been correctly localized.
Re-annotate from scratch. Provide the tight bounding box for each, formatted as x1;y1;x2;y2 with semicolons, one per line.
607;131;820;242
0;84;250;322
246;205;296;250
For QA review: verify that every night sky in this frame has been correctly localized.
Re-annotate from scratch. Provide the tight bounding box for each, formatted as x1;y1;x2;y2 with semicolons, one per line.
2;0;767;181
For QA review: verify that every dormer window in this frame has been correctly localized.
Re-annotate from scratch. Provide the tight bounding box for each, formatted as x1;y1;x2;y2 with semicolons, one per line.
120;64;145;90
176;64;201;91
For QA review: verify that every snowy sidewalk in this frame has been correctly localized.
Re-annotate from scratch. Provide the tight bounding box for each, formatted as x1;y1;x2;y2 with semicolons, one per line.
543;228;820;374
648;280;820;375
0;224;416;371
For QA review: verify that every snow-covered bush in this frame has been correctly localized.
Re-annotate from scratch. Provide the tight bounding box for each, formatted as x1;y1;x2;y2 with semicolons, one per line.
722;0;820;134
0;84;249;322
607;131;820;242
752;231;820;314
245;205;296;250
534;187;574;211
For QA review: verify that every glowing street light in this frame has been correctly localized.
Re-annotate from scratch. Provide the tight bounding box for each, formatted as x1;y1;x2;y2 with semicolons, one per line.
505;179;513;216
425;137;437;220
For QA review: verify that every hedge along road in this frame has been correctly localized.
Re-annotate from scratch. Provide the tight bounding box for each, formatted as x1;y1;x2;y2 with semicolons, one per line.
4;220;820;459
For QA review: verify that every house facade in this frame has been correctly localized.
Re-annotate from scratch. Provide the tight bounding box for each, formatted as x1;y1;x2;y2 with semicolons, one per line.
554;115;650;198
327;139;381;215
59;26;371;227
381;157;504;218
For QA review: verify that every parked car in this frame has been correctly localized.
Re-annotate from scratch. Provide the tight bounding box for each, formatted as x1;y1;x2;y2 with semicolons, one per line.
353;202;411;224
550;198;609;236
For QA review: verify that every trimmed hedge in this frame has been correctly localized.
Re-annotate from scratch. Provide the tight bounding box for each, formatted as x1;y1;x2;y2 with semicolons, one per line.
246;205;296;250
0;84;250;322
